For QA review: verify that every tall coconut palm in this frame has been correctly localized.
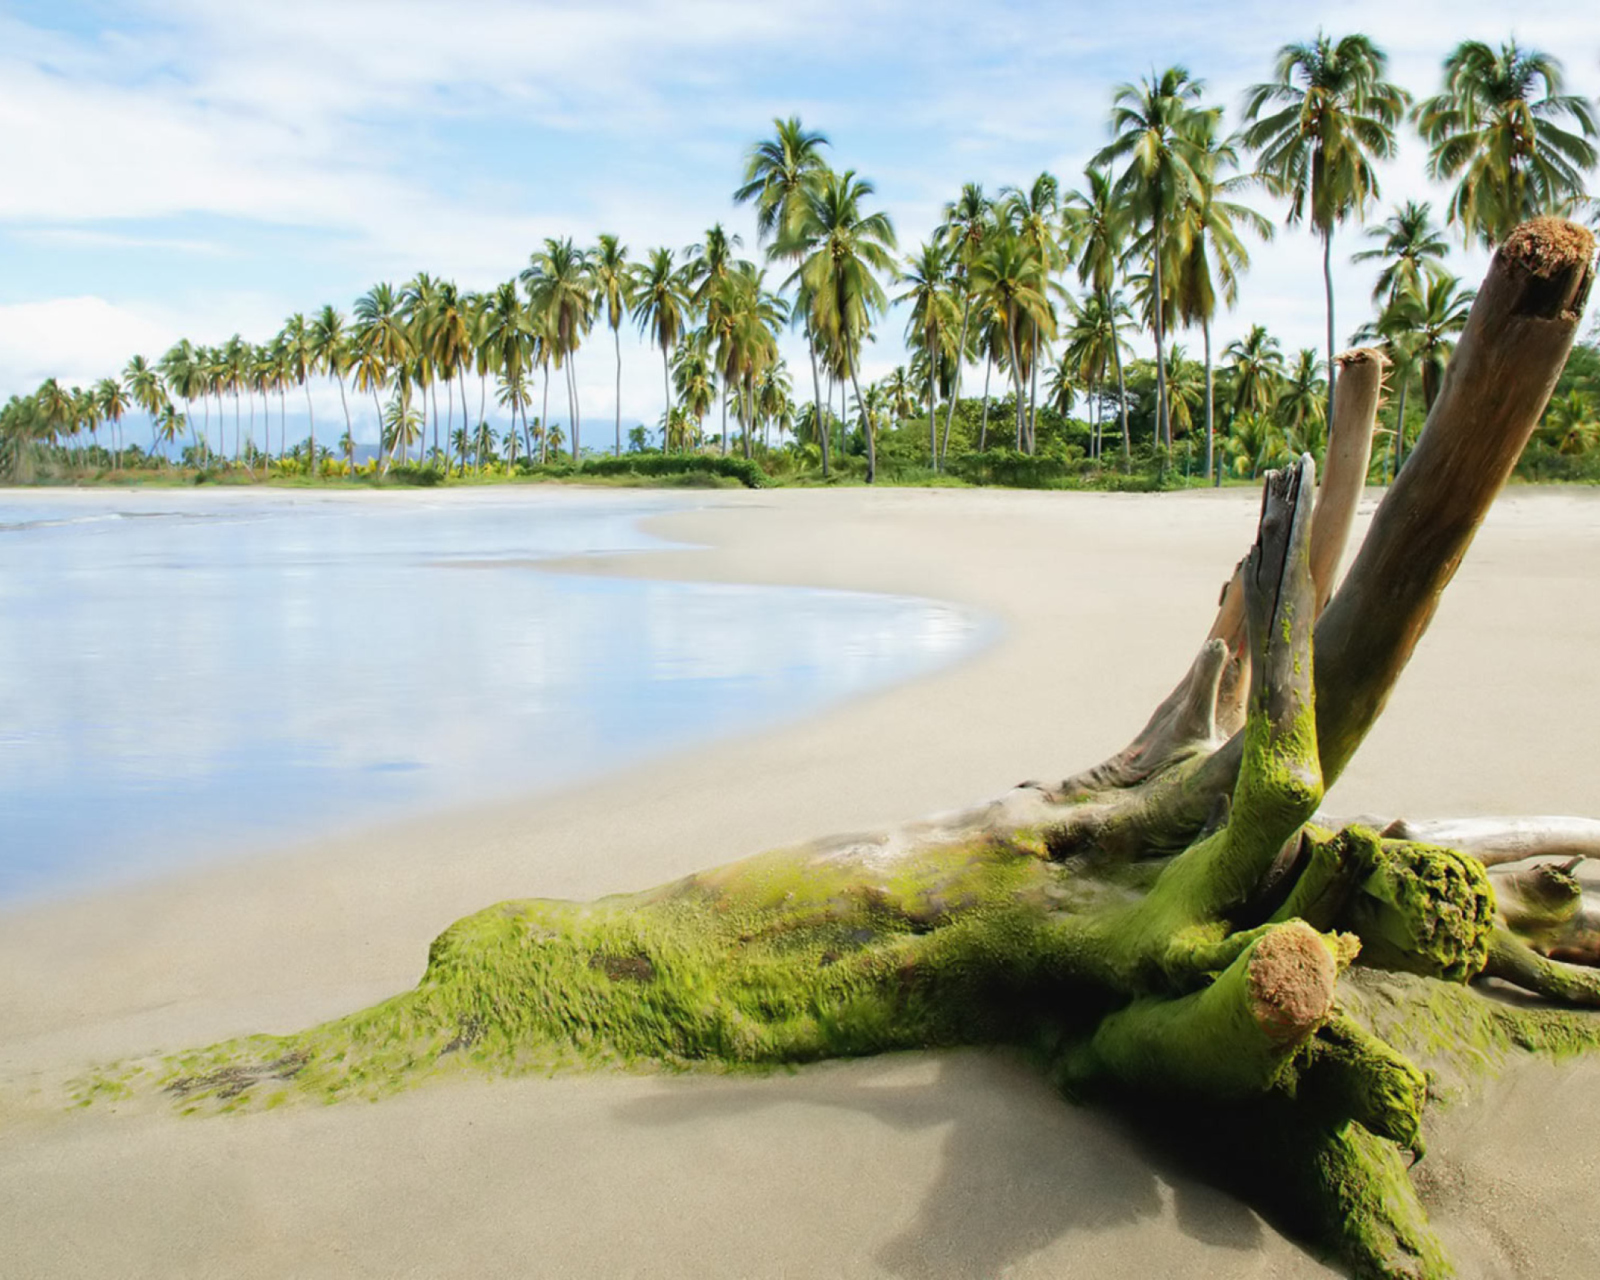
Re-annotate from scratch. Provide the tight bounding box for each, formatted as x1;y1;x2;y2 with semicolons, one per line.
633;247;692;451
222;334;250;461
523;239;593;461
1168;115;1273;480
154;402;185;467
156;341;203;460
1402;270;1475;413
969;231;1055;454
783;169;898;482
1093;67;1208;450
279;316;318;469
92;378;126;466
721;263;788;460
481;280;534;454
1351;201;1450;303
895;239;957;465
354;283;409;463
688;224;742;453
1062;168;1135;458
1417;40;1599;247
1001;173;1064;451
936;183;993;464
1224;324;1285;423
400;273;442;447
1276;349;1329;459
1242;32;1410;425
310;305;354;458
591;235;633;456
1060;291;1131;459
734;118;832;472
123;354;166;459
431;283;473;464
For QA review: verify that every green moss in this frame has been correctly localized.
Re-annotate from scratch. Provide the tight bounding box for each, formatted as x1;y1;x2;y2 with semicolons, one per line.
1338;841;1494;983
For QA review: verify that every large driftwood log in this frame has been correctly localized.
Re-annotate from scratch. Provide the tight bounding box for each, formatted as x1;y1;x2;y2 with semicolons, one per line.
135;221;1598;1280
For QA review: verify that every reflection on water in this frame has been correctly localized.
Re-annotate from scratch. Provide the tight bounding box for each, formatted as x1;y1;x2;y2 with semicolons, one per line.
0;489;983;903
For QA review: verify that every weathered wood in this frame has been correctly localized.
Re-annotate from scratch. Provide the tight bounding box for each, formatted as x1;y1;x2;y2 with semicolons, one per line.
1313;219;1596;781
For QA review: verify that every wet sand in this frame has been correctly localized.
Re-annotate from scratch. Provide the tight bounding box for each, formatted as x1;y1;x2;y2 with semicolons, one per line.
4;484;1600;1278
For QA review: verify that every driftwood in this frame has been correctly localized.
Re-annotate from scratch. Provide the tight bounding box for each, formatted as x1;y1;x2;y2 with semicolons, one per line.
147;220;1598;1280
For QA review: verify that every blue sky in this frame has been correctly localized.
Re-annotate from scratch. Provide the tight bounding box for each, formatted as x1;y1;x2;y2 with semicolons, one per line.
2;1;1596;444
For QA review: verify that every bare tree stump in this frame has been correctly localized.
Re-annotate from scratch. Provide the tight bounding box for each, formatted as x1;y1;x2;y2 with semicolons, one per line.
106;220;1598;1280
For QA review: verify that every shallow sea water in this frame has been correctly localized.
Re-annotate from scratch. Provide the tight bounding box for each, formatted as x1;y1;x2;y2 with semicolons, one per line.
0;488;985;903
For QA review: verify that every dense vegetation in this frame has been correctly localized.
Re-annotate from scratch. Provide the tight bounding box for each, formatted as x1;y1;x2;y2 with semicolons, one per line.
2;34;1596;490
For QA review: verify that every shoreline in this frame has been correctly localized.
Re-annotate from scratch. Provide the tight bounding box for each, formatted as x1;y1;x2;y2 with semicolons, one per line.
5;485;1600;1277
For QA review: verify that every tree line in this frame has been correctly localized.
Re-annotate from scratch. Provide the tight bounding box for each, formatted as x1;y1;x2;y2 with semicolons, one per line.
2;34;1596;486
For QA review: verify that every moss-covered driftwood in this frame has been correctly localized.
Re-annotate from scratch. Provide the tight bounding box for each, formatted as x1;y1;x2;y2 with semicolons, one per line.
121;219;1600;1279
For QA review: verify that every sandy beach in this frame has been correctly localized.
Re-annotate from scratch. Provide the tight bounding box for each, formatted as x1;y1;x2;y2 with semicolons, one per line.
4;484;1600;1278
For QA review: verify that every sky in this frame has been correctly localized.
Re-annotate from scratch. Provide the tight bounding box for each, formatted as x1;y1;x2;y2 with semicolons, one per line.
2;0;1597;445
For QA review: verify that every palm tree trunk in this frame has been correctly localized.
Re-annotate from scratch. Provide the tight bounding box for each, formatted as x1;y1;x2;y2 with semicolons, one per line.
1323;229;1337;431
371;389;386;471
279;389;288;463
928;350;939;469
979;356;993;451
743;375;754;462
720;385;729;456
808;330;829;477
337;375;351;463
302;383;316;479
1107;296;1131;462
613;324;622;457
571;347;582;458
1392;368;1410;481
661;346;671;455
1153;231;1170;452
247;391;255;473
846;344;875;484
537;362;549;464
1204;317;1216;486
429;380;440;466
942;288;972;463
1027;317;1041;455
1009;309;1026;451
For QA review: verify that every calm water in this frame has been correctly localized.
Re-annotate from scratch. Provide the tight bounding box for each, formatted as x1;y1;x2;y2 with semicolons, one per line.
0;489;984;905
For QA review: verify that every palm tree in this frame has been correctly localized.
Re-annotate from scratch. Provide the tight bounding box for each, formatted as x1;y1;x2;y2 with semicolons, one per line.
1351;201;1450;303
354;283;409;464
783;169;898;482
311;305;354;458
1536;389;1600;455
1001;174;1064;451
400;273;442;448
688;224;742;453
523;238;594;461
154;402;185;467
1417;40;1599;247
222;334;249;461
1224;324;1285;423
156;341;203;461
482;280;534;455
432;283;474;466
1062;168;1134;458
734;118;832;471
1243;32;1410;425
633;247;692;450
1094;67;1208;450
281;315;316;473
721;264;788;460
969;231;1055;454
937;183;993;465
123;355;166;459
591;234;632;456
896;239;957;466
1060;291;1130;459
1404;271;1475;414
1167;114;1273;481
1276;349;1328;460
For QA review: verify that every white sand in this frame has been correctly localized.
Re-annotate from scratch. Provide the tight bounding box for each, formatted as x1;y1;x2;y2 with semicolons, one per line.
4;484;1600;1278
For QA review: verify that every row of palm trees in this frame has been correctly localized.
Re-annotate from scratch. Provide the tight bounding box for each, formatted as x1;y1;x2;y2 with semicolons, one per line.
3;33;1595;486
